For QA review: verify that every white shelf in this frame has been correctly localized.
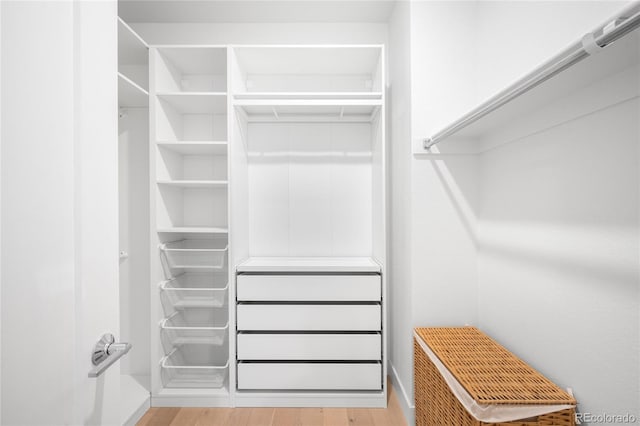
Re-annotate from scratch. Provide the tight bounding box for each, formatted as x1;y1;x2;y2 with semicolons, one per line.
157;227;229;234
157;92;227;114
234;98;382;122
234;92;382;100
421;27;640;150
157;180;228;189
118;17;147;67
157;142;227;155
157;47;227;76
118;72;149;108
237;257;381;273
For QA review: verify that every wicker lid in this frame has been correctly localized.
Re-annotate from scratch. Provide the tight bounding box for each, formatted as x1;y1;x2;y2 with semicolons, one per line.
415;327;576;405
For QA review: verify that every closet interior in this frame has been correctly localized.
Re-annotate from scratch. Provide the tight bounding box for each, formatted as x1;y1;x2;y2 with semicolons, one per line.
106;41;390;407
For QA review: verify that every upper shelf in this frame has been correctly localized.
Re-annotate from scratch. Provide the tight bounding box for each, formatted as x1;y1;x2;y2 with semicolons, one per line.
118;17;149;92
418;8;640;153
157;142;228;155
234;98;382;122
234;92;382;101
236;257;381;273
118;17;147;67
118;73;148;108
155;47;227;93
157;93;227;114
232;46;383;94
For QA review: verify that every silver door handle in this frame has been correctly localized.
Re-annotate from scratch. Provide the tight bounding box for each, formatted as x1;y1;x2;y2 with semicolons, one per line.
88;333;131;378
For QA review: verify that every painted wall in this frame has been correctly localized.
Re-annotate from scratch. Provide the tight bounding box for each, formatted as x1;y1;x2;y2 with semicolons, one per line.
119;108;150;381
1;3;78;423
2;1;122;424
395;0;638;423
388;1;414;422
473;0;638;421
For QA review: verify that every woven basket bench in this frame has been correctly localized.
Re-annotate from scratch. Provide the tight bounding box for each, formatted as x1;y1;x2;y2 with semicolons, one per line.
414;327;576;426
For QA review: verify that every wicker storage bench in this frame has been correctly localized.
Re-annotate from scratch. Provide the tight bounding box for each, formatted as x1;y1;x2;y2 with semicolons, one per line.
414;327;576;426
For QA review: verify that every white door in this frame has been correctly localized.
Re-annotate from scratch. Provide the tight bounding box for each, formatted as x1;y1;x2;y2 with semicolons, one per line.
1;1;131;424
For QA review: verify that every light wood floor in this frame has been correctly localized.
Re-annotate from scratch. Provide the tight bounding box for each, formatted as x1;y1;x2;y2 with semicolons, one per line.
136;379;407;426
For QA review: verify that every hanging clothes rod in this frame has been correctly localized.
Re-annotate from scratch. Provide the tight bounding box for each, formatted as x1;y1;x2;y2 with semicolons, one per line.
423;2;640;150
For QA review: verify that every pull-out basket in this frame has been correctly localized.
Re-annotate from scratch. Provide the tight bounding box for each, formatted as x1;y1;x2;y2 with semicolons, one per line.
160;239;228;270
159;272;228;308
160;308;228;346
161;343;229;389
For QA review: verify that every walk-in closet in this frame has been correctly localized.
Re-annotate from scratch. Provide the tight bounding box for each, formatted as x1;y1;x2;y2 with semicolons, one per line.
1;1;639;425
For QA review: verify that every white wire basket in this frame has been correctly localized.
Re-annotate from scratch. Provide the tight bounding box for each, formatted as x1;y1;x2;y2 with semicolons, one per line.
161;343;229;389
159;272;229;308
160;308;229;346
159;238;228;270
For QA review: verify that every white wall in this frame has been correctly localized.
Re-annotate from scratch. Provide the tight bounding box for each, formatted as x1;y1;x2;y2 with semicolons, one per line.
473;0;639;421
479;95;639;421
2;1;122;424
408;0;481;355
119;108;150;380
396;1;638;423
388;2;413;422
1;2;78;423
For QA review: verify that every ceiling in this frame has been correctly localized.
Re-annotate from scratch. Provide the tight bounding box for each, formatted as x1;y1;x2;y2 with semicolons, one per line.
118;0;397;23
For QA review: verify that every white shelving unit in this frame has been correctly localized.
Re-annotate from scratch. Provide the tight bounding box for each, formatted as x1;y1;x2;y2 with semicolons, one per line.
148;44;386;408
157;142;228;155
150;45;231;406
229;45;387;407
118;16;151;423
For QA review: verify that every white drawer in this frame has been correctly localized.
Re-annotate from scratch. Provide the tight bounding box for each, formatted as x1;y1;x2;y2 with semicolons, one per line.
237;362;382;390
236;304;381;331
236;274;381;301
237;333;381;360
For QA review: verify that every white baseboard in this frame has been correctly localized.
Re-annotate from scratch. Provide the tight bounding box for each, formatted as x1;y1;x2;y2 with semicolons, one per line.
389;363;415;425
234;391;387;407
122;397;150;426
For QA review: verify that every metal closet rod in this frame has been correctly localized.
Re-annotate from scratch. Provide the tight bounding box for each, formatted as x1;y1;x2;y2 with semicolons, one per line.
423;1;640;150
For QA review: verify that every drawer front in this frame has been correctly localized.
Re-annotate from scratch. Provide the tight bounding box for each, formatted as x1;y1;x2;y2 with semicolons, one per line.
237;274;381;301
237;333;381;360
237;362;382;390
236;304;381;331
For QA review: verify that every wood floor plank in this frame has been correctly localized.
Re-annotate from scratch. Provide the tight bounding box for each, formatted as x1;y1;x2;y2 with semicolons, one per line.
322;408;349;426
225;407;253;426
136;408;159;426
143;407;180;426
299;407;323;426
194;408;233;426
271;408;300;426
169;408;204;426
347;408;376;426
247;408;275;426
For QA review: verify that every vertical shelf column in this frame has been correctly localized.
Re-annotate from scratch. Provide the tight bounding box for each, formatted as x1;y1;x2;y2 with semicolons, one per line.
150;46;232;406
